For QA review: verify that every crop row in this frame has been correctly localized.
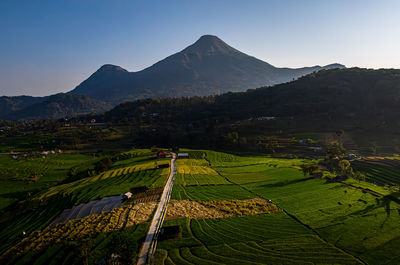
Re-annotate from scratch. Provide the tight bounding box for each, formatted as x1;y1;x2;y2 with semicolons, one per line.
0;201;157;262
352;160;400;185
155;214;361;264
37;166;169;204
171;184;255;201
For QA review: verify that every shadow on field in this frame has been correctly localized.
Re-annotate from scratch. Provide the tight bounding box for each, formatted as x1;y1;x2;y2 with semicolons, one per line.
258;177;312;188
0;191;32;199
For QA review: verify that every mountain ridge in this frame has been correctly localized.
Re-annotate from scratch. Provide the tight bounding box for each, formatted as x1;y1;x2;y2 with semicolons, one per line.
69;35;345;103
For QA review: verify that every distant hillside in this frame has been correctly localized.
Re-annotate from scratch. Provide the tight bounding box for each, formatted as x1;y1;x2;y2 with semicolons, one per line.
4;93;111;120
0;96;46;117
103;68;400;130
70;35;344;103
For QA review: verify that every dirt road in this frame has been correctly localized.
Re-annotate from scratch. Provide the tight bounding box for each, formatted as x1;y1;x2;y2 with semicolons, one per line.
137;153;177;265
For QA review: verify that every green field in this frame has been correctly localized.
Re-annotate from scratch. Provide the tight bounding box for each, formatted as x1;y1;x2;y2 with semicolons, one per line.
4;223;149;265
36;158;170;205
155;214;361;265
198;150;400;265
0;153;93;209
352;158;400;186
3;147;400;264
0;149;169;261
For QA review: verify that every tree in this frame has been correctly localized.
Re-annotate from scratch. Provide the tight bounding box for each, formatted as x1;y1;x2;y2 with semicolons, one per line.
94;157;113;173
325;141;346;160
300;164;319;177
338;159;351;175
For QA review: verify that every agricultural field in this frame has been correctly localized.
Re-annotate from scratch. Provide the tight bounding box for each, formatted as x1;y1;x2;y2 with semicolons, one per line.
166;198;281;219
169;149;400;264
0;153;93;210
3;146;400;265
352;158;400;186
2;223;150;265
0;149;171;264
0;202;156;263
175;158;229;186
171;184;254;201
155;214;361;265
36;159;170;205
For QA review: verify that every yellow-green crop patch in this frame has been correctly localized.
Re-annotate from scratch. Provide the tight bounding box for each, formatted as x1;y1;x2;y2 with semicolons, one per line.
37;160;170;204
171;184;254;201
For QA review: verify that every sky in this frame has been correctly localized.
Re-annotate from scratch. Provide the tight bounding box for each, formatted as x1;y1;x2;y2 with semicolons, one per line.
1;0;399;97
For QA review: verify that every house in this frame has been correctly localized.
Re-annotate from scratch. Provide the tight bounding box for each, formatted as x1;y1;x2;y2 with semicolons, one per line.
348;153;357;160
178;153;189;158
308;147;323;153
157;150;167;158
122;192;133;200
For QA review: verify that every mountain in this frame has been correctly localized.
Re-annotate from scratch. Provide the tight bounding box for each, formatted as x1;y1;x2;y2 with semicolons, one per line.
0;96;47;117
70;35;344;103
103;68;400;130
4;93;111;120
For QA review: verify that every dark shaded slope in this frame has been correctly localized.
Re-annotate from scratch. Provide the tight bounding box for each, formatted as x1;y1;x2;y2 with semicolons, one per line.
0;96;46;117
70;35;344;103
5;93;111;120
103;68;400;129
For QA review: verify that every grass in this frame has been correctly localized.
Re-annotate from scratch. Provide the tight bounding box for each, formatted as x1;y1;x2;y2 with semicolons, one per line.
0;150;169;258
220;166;303;184
179;149;400;264
239;169;400;264
37;160;170;204
0;153;93;210
352;159;400;186
155;214;361;265
0;197;69;254
3;223;149;265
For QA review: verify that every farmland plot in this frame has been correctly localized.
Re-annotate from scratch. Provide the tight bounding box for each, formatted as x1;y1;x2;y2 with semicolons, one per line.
242;173;400;264
37;161;170;204
171;184;254;201
155;214;361;265
0;153;92;209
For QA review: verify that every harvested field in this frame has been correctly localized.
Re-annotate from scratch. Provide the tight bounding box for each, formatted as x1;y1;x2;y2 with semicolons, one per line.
128;187;163;203
0;202;157;261
166;198;281;220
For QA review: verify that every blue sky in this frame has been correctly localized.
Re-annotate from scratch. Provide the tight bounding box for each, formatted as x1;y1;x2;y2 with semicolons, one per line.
1;0;399;96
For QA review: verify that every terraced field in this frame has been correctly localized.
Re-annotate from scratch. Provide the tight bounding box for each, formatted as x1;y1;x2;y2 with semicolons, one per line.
175;159;229;186
170;150;400;264
155;214;361;264
352;158;400;186
37;160;170;204
0;149;170;264
0;153;93;209
3;223;149;265
4;148;400;264
171;184;254;201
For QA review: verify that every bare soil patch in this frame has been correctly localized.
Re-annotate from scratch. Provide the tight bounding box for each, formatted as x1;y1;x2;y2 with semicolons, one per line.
166;198;281;220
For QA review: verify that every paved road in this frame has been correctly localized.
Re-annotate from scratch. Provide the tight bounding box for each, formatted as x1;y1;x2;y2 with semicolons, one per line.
137;153;177;265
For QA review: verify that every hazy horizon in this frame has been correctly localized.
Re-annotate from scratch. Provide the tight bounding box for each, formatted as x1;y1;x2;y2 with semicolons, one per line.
1;0;399;97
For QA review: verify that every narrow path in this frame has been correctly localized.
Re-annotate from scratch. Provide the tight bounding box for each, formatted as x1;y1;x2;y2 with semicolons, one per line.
137;153;177;265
